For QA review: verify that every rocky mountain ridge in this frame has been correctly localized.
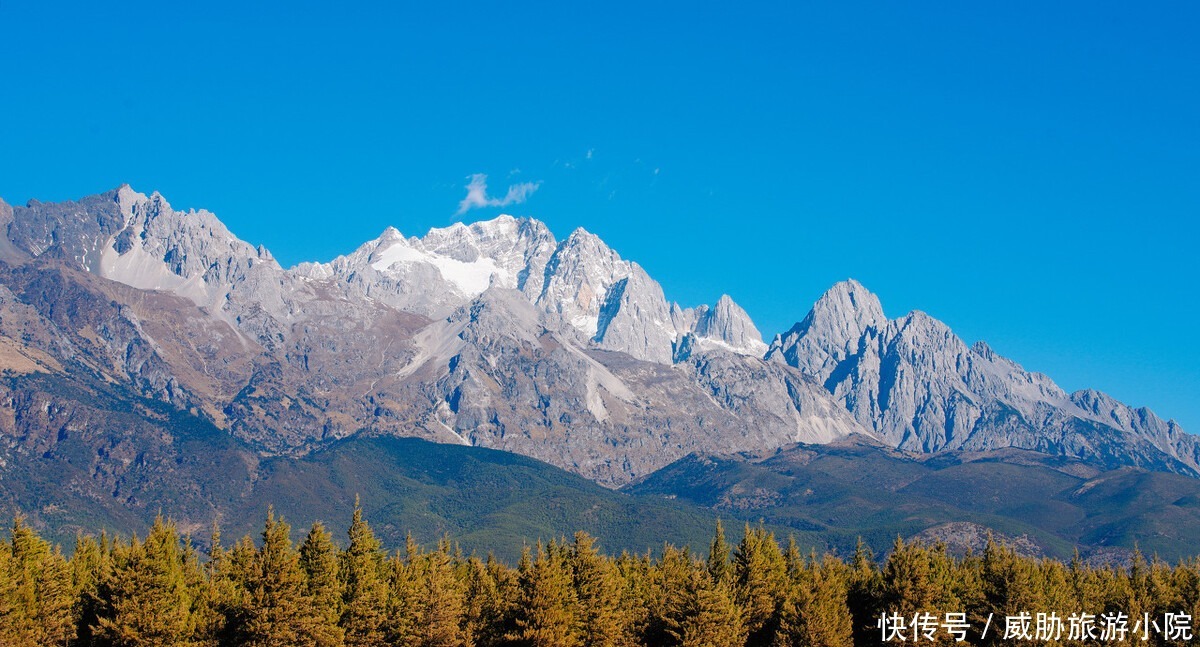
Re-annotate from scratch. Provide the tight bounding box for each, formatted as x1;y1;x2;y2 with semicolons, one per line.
0;187;862;486
0;186;1193;489
766;279;1199;475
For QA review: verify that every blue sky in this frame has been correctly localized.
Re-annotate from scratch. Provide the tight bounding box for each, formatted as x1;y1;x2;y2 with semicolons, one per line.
1;1;1197;429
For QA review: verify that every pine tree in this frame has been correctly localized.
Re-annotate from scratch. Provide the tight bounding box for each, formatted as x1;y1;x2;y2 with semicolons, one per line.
300;521;346;644
614;550;654;644
71;533;110;645
644;544;695;646
0;538;17;640
414;538;467;647
194;521;237;646
570;532;629;647
240;510;342;647
733;525;787;646
1035;558;1076;641
492;552;524;643
212;529;261;643
340;498;389;647
180;534;222;647
512;541;581;647
37;545;76;646
1122;547;1158;623
845;538;883;647
880;538;960;646
673;568;745;647
461;555;499;646
980;537;1041;619
228;533;260;586
782;538;803;581
94;515;196;646
774;554;852;647
3;516;74;645
384;545;421;645
707;521;733;587
1170;557;1200;644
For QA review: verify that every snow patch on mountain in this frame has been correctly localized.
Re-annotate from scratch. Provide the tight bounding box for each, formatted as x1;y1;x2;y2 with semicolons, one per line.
299;213;768;365
369;236;506;296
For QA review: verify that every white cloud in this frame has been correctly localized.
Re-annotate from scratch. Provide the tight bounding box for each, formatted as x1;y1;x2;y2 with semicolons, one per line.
456;173;541;215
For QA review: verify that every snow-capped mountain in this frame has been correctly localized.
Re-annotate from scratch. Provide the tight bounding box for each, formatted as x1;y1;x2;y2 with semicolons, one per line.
293;216;559;317
0;187;848;485
293;210;766;363
0;186;1193;487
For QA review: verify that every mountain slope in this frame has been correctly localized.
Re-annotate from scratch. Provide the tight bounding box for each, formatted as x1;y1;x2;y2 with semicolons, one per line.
0;368;726;561
627;439;1200;562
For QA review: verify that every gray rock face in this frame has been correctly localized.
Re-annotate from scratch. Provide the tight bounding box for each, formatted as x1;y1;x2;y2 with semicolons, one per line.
358;288;869;484
11;186;304;345
767;280;1199;475
691;294;768;356
8;188;130;270
0;198;29;264
1070;389;1200;472
536;228;677;362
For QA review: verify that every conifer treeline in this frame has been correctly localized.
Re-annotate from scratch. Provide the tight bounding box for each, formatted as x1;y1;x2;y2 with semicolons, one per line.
3;506;1200;646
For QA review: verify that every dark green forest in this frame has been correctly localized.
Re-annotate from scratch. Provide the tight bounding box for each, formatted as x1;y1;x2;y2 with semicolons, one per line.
4;504;1200;646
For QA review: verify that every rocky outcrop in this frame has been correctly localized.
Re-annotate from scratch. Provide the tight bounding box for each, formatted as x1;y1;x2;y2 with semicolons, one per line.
673;294;768;360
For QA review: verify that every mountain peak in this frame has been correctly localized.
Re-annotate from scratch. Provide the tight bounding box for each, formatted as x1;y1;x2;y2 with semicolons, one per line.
148;190;171;208
820;279;884;315
376;226;405;243
690;294;767;356
115;184;148;219
475;213;518;226
793;279;887;343
462;214;529;242
899;309;946;331
563;226;606;247
766;280;885;376
548;226;622;273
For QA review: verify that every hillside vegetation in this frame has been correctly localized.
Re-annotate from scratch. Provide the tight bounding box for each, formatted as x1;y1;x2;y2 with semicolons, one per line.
628;439;1200;562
